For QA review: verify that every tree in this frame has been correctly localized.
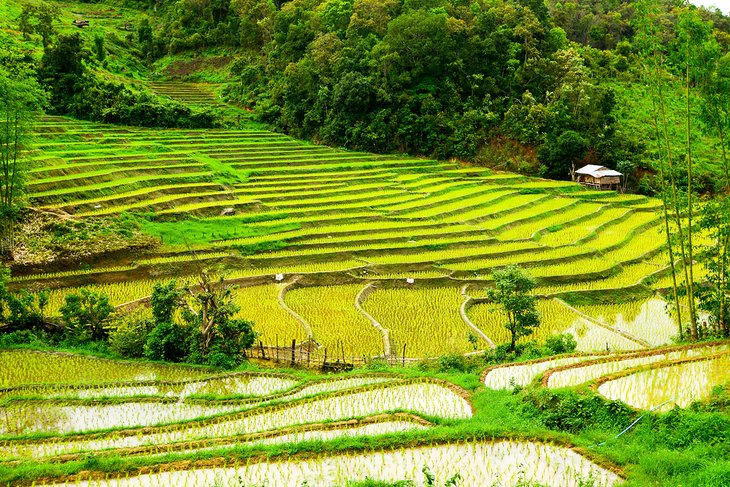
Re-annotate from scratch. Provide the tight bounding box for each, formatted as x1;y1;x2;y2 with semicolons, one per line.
2;289;49;332
144;320;191;362
487;265;540;352
141;274;257;367
634;0;689;339
182;272;257;360
59;289;114;341
151;279;182;324
696;196;730;337
37;33;88;114
18;1;60;48
539;130;588;180
0;66;46;255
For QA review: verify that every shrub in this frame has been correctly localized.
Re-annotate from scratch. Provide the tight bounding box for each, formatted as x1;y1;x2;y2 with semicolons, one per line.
544;333;577;354
108;308;154;358
59;289;114;342
143;321;190;362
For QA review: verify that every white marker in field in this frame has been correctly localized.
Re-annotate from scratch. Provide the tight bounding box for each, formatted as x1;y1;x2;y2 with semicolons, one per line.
275;273;284;281
406;278;415;284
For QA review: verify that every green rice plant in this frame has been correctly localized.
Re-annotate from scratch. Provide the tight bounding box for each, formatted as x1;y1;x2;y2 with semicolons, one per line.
233;284;308;345
0;401;248;436
575;297;679;346
582;212;659;250
46;279;161;316
296;223;477;246
76;189;235;216
439;193;547;223
264;189;405;208
533;260;665;295
468;299;643;352
251;234;497;260
2;417;424;462
2;380;472;457
284;285;384;357
236;182;389;202
495;202;603;240
357;271;450;279
37;182;223;211
393;189;515;219
597;351;730;410
24;439;622;486
223;260;366;279
362;287;490;357
444;245;588;272
480;197;577;231
483;354;604;389
367;240;541;265
30;172;212;199
547;343;730;389
539;207;631;247
384;185;484;213
0;350;211;388
506;180;579;189
27;162;206;187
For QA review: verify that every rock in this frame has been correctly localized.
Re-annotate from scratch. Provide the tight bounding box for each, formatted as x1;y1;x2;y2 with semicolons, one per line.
220;207;236;216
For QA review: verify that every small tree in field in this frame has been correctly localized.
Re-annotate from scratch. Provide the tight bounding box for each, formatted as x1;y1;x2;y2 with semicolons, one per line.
487;265;540;352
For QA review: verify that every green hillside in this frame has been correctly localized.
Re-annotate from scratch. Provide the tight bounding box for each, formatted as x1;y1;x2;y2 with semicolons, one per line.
1;0;730;486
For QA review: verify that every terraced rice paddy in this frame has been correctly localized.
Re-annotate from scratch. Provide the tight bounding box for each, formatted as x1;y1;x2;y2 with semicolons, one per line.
575;297;679;346
0;351;469;464
467;298;645;352
37;440;624;487
543;343;730;389
483;354;605;389
596;351;730;411
15;115;682;360
0;350;212;387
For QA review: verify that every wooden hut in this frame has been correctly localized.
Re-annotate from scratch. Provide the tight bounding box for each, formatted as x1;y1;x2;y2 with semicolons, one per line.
574;165;623;190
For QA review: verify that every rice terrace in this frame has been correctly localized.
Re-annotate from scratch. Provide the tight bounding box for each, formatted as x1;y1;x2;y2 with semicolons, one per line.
1;0;730;485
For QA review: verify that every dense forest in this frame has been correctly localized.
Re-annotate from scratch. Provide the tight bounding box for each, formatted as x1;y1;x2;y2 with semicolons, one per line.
112;0;730;188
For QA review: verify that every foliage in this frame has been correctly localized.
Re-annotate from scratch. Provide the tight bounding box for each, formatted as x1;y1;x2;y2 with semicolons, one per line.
11;213;159;267
17;1;59;48
0;59;46;255
150;280;183;324
482;334;577;366
522;387;634;433
59;288;114;342
37;34;217;128
695;196;730;337
143;320;191;362
544;333;577;354
125;0;641;172
108;308;154;358
181;272;258;364
487;265;540;352
0;287;49;333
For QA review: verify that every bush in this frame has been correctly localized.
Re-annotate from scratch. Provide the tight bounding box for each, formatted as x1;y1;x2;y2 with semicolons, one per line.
544;333;577;354
522;388;634;433
59;289;114;342
143;321;190;362
0;329;48;347
108;308;154;358
437;353;472;373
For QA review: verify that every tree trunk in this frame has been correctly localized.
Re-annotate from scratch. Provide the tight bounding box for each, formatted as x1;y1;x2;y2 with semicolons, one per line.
648;77;683;339
685;54;698;339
